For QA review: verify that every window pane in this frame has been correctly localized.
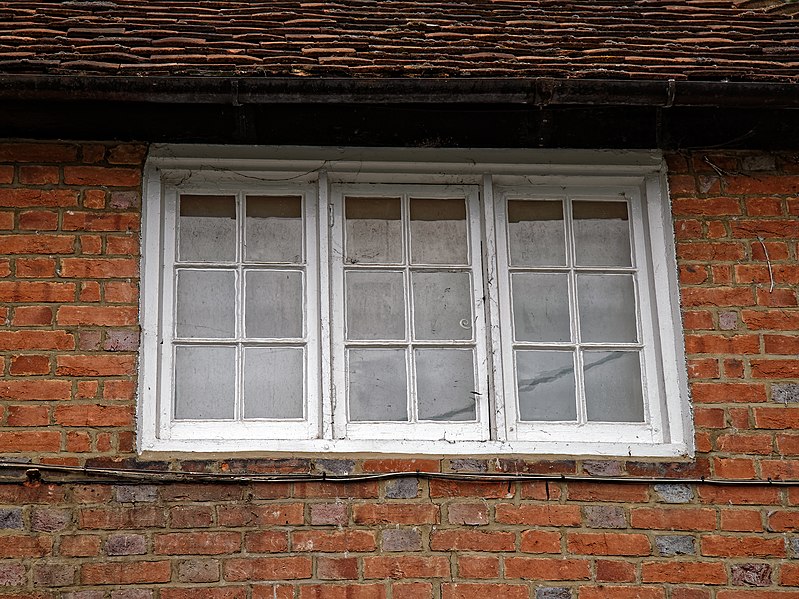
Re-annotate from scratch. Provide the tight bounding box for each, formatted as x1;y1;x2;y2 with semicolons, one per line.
410;198;468;265
176;270;235;338
507;200;566;266
412;271;472;341
573;200;632;266
245;270;303;339
511;272;571;342
345;197;402;264
516;350;577;421
577;274;638;343
346;271;406;341
245;195;302;263
179;195;236;262
348;349;408;421
584;350;645;422
416;348;476;421
243;347;303;419
174;346;235;419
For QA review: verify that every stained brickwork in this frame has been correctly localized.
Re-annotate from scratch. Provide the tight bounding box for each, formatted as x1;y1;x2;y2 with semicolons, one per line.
0;143;798;595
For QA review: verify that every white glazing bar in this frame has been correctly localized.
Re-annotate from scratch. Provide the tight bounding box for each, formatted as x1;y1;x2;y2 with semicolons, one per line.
319;172;333;440
234;192;244;421
159;186;179;440
402;193;416;424
330;186;348;438
564;195;586;426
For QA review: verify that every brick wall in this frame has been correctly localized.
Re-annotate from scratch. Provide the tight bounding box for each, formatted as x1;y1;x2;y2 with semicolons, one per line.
0;142;798;597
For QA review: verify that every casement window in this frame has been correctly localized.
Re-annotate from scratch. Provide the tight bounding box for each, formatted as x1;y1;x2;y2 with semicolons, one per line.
139;147;690;457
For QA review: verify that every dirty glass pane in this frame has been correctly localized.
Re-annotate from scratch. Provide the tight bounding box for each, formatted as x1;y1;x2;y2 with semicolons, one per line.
584;350;645;422
410;198;468;265
176;269;235;338
345;197;402;264
179;195;236;262
245;195;303;263
507;200;566;266
346;271;406;341
416;348;476;421
348;349;408;421
577;274;637;343
511;273;571;342
573;201;632;266
174;345;235;419
245;270;303;338
516;350;577;421
243;347;303;419
412;271;472;341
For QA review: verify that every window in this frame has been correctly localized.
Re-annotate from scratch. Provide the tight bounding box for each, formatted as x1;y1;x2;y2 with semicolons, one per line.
139;147;691;457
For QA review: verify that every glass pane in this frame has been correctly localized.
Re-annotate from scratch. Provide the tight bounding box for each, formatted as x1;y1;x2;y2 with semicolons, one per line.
243;347;303;419
245;195;302;263
174;346;235;419
412;271;472;341
516;350;576;421
507;200;566;266
245;270;303;338
179;195;236;262
348;349;408;421
345;197;402;264
573;201;632;266
176;270;235;338
410;198;468;265
416;349;476;421
346;271;406;341
511;273;571;342
577;274;638;343
584;351;645;422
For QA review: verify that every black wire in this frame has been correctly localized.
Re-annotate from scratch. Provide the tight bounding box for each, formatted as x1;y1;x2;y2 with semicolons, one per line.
0;461;795;486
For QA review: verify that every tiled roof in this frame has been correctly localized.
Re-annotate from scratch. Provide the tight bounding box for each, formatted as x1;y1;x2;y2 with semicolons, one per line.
0;1;797;82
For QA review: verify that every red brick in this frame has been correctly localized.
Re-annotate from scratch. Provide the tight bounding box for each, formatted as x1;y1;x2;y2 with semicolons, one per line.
361;459;440;472
353;504;439;525
713;457;757;479
567;482;649;502
9;354;50;375
700;535;785;558
781;563;799;586
0;234;74;254
717;592;799;599
104;281;138;303
682;310;715;330
698;485;779;505
56;355;136;376
777;434;799;455
0;188;78;207
595;560;636;583
293;481;378;498
681;287;754;308
18;210;58;230
62;211;140;232
56;306;138;326
19;165;59;185
495;504;581;526
252;585;294;599
6;405;49;426
519;530;561;553
691;382;767;403
430;530;515;552
519;481;561;499
54;404;134;427
642;561;726;584
298;585;386;599
83;189;106;209
155;532;241;555
630;508;715;531
751;359;799;378
245;531;289;553
442;583;529;599
161;590;245;599
753;407;799;429
448;503;489;525
429;480;514;498
0;431;60;452
80;561;172;584
217;504;303;526
223;557;313;581
0;142;78;162
63;166;141;187
292;530;376;552
0;281;76;302
107;144;148;165
59;534;101;557
106;234;139;255
566;532;650;556
11;306;52;326
60;257;139;278
504;557;591;581
743;309;799;331
317;557;358;580
580;587;663;599
169;505;214;528
720;509;763;532
363;556;450;579
766;510;799;531
673;197;740;215
764;334;799;354
393;582;433;599
684;334;760;355
676;241;745;261
0;535;53;558
16;258;56;278
79;507;166;529
457;556;499;579
715;433;772;454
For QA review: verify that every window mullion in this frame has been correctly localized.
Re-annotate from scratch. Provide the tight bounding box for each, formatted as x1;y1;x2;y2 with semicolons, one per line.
403;193;417;424
318;172;333;440
564;196;587;426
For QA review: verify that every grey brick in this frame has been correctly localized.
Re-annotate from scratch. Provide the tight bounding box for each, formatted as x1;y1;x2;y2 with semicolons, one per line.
536;588;572;599
0;508;23;529
584;505;626;529
105;534;146;556
655;535;695;556
731;563;771;586
653;483;693;504
316;459;355;475
719;311;738;331
382;528;422;552
385;478;418;499
31;508;70;532
773;384;799;404
113;485;158;503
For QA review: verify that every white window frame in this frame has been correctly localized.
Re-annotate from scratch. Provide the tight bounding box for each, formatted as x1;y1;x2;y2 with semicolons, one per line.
139;146;692;458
